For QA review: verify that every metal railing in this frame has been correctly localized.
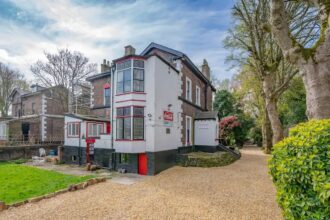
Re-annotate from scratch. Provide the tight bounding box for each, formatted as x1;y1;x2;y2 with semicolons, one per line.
0;135;63;147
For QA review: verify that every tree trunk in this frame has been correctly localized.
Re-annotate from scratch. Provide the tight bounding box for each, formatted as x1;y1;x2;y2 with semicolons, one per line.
270;0;330;119
300;56;330;119
263;74;284;145
262;110;273;153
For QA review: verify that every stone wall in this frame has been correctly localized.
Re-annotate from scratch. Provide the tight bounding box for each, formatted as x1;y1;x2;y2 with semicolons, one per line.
0;145;58;161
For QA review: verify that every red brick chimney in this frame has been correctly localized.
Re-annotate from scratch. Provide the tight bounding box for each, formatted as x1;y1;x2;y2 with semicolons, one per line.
201;59;210;80
124;45;136;56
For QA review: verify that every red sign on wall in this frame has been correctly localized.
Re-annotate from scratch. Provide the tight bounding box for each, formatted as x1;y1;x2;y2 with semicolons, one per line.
163;111;174;121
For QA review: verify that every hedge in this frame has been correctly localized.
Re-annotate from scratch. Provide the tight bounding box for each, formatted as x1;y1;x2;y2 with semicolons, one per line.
269;119;330;220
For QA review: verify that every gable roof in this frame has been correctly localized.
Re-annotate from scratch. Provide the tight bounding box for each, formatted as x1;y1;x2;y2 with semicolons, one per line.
8;88;30;100
140;42;216;91
86;71;111;82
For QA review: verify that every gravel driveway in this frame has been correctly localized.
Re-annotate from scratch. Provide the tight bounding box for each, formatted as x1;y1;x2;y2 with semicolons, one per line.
0;145;282;220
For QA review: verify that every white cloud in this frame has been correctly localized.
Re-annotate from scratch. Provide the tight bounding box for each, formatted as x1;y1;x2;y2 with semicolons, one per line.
0;0;233;80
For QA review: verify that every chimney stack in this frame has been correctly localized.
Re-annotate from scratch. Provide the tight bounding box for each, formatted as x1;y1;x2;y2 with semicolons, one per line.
201;59;210;80
124;45;136;56
101;59;110;73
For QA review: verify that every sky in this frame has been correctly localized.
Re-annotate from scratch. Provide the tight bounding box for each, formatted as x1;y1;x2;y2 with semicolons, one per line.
0;0;235;81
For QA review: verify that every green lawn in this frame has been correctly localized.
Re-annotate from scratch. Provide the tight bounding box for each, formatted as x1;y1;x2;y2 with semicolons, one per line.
0;162;93;204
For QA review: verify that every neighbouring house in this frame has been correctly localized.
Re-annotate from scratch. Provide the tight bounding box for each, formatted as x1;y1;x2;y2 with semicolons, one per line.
2;84;68;143
63;43;218;175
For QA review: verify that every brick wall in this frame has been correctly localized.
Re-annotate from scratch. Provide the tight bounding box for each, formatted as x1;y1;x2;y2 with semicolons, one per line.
180;63;214;145
90;76;111;118
21;94;42;115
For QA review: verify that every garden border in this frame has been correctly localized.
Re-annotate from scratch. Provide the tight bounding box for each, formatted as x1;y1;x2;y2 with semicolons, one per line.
0;177;107;212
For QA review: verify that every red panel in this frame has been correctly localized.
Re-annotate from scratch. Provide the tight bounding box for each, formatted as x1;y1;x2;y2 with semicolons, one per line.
106;122;111;134
138;153;147;175
103;83;110;89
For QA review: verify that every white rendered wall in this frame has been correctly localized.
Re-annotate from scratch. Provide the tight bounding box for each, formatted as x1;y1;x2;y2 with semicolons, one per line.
145;56;182;152
64;116;111;149
64;116;83;147
194;120;219;146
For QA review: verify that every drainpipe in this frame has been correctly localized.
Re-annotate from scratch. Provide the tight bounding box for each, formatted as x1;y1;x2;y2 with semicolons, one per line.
204;85;208;111
78;121;82;165
110;62;116;170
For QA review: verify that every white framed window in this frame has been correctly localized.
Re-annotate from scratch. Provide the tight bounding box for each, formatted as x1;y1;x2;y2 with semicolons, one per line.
186;77;192;101
67;123;80;137
104;86;110;106
116;106;144;140
88;123;103;137
196;86;201;106
185;116;192;145
116;59;144;94
0;124;7;139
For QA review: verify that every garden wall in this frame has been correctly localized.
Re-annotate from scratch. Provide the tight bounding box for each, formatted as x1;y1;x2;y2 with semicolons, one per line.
0;145;58;161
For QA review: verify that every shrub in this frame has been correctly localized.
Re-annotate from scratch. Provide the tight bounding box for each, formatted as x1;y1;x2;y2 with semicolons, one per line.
269;119;330;220
220;116;240;146
177;151;236;167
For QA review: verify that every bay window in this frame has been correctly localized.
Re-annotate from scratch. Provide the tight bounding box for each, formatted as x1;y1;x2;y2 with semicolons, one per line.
116;106;144;140
116;107;131;140
116;59;144;94
133;107;144;139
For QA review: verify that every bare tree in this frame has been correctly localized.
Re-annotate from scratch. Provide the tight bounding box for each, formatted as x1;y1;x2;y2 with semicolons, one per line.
270;0;330;119
30;48;97;113
0;63;28;116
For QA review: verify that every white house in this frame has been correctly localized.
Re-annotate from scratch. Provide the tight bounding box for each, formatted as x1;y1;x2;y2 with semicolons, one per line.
63;43;219;175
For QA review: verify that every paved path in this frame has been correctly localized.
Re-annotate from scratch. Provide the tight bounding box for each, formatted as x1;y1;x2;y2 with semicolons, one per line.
0;145;282;220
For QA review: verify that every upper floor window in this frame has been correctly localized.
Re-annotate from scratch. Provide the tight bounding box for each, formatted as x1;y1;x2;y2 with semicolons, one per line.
32;103;35;114
196;86;201;106
88;123;103;137
116;59;144;94
68;123;80;137
186;77;192;101
104;84;111;106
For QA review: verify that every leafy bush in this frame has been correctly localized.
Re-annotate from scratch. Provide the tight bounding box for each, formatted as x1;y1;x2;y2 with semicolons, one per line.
220;115;241;146
269;119;330;220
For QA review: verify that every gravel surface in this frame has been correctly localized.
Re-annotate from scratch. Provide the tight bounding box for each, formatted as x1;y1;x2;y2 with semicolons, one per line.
0;145;282;220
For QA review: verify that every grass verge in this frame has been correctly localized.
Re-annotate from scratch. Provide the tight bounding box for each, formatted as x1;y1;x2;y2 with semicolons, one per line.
0;162;93;204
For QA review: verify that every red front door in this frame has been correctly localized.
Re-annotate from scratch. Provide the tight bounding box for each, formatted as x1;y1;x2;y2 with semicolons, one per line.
138;153;147;175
